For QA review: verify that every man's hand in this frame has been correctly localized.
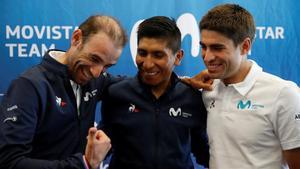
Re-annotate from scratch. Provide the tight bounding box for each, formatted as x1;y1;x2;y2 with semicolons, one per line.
181;69;213;91
85;127;111;169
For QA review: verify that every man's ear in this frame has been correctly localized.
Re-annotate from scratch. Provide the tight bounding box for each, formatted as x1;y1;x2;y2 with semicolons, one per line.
240;37;251;55
71;29;83;47
174;49;184;66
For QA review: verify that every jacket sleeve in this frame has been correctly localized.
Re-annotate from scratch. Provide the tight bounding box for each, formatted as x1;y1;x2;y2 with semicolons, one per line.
96;80;116;162
0;78;87;169
97;90;112;136
191;128;209;168
191;102;209;168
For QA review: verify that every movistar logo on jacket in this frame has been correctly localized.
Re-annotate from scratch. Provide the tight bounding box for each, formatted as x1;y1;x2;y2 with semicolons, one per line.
237;100;264;110
169;107;182;117
169;107;192;118
237;100;251;109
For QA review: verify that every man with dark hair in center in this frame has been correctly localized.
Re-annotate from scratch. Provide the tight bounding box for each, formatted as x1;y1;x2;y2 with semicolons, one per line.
99;16;209;169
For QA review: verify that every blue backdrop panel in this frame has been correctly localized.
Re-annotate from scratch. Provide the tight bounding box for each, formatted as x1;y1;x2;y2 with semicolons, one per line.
1;0;300;168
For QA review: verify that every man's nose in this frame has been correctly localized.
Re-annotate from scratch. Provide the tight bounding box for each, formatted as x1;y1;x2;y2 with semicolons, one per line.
142;56;154;69
90;65;104;78
203;48;215;62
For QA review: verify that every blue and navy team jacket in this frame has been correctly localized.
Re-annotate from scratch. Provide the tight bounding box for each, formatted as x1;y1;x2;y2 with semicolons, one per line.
100;73;209;169
0;50;113;169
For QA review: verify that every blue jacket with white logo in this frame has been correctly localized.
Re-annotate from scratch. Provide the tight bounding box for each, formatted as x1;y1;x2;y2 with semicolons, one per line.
100;73;209;169
0;50;114;169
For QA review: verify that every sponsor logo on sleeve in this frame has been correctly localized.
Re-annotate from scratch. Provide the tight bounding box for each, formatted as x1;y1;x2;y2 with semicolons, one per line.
7;105;18;111
3;116;17;123
295;113;300;121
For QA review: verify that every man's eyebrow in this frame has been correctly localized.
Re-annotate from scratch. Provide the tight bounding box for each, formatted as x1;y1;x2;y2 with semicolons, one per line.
199;42;224;47
137;48;146;51
107;63;116;67
90;53;103;62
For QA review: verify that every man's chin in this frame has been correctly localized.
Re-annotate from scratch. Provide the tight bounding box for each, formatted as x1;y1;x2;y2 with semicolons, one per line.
75;78;89;85
207;72;222;80
78;82;86;86
141;78;157;87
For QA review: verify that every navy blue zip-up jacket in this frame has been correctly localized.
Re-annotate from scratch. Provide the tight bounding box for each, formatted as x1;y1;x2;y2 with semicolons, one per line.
0;50;114;169
100;73;209;169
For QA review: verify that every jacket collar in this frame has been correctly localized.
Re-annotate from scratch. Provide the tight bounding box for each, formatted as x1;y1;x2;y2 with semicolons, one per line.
41;49;70;78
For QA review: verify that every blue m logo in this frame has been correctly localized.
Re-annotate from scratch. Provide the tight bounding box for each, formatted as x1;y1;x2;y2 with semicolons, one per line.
237;100;251;109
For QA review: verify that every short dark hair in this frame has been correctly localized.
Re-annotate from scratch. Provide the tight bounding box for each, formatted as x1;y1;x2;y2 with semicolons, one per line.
79;15;127;48
199;4;256;46
137;16;181;53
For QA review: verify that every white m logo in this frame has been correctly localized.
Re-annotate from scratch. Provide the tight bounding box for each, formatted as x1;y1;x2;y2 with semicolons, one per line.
169;108;182;117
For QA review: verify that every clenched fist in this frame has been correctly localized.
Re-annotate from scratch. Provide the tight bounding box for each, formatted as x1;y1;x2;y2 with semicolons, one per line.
85;127;111;169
